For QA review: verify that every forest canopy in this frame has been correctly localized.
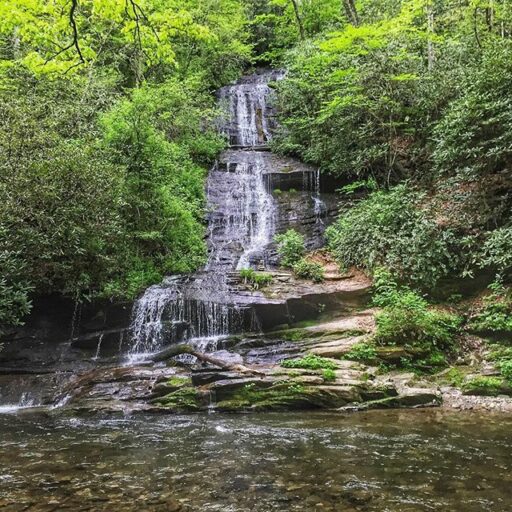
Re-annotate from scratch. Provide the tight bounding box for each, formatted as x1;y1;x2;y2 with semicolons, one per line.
1;0;512;329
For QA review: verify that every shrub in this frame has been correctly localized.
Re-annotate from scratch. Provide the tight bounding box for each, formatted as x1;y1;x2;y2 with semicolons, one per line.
469;281;512;333
322;368;336;382
326;186;459;289
344;342;377;363
462;376;504;396
274;229;305;268
488;345;512;381
292;258;325;283
239;268;273;290
281;353;337;370
478;226;512;276
373;270;461;350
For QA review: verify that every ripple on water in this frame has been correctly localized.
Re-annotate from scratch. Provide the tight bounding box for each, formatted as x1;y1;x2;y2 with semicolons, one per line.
0;410;511;511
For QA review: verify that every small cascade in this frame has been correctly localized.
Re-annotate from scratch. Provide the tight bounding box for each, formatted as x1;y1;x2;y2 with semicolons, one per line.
218;71;283;147
92;334;104;361
0;391;38;414
312;170;326;224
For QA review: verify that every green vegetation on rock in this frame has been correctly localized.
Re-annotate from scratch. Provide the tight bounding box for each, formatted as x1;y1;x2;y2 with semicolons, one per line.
239;269;273;290
274;229;305;268
469;281;512;334
344;342;378;363
281;353;337;370
462;377;506;397
292;258;325;283
153;387;201;411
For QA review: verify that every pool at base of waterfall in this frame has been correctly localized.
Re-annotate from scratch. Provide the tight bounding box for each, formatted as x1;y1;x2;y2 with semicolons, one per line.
1;409;511;512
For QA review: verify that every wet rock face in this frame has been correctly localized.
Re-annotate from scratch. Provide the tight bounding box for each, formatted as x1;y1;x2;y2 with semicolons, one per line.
217;70;284;147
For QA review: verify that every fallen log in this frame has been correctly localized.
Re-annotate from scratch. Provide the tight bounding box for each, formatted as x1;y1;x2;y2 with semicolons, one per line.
151;344;265;375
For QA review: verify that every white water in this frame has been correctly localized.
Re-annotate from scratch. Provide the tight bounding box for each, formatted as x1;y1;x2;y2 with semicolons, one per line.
0;392;38;414
235;152;276;270
128;72;282;356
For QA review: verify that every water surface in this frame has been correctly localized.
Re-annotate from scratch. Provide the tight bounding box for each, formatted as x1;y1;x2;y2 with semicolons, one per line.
0;409;511;511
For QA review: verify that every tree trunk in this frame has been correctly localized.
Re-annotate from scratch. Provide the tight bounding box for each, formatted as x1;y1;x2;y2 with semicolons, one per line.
151;344;265;375
342;0;359;26
290;0;305;40
427;2;435;71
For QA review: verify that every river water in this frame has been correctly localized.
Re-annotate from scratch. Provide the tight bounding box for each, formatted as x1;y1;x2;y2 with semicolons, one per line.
1;409;511;511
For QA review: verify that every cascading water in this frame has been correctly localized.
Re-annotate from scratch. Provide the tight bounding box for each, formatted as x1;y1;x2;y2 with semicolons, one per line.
217;71;282;147
129;71;283;356
128;70;326;357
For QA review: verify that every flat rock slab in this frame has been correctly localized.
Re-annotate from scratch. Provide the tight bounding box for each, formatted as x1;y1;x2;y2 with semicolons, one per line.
310;335;370;358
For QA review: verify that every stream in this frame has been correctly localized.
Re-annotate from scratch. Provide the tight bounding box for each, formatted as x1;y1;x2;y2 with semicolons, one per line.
1;409;511;511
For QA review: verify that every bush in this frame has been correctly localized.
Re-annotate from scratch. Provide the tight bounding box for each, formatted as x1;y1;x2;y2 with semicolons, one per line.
326;186;459;289
462;376;504;396
488;346;512;381
344;342;377;363
373;270;461;351
281;353;337;370
478;226;512;277
322;368;336;382
292;258;325;282
239;269;273;290
469;281;512;333
274;229;305;268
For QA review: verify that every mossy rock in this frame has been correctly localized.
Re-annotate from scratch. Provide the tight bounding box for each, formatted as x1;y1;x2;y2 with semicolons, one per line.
151;375;192;398
462;376;512;396
215;381;362;412
342;389;441;411
151;386;202;411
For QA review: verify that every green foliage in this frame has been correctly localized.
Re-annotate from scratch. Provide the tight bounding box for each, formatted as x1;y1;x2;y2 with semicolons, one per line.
462;376;504;396
0;0;250;86
478;226;512;277
322;368;336;382
247;0;341;64
488;345;512;381
373;270;461;351
0;252;32;332
274;229;305;268
444;368;465;388
326;186;459;288
292;258;325;283
100;78;223;288
344;342;377;363
469;281;512;333
281;353;337;370
0;0;250;328
239;269;273;290
271;2;512;291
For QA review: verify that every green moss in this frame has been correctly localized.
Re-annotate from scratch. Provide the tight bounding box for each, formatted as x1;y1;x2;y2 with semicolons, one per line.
281;354;338;370
153;386;200;410
344;342;378;363
167;376;192;388
322;368;336;382
215;380;357;412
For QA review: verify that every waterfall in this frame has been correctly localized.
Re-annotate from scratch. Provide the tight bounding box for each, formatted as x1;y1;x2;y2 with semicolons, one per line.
127;70;315;357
